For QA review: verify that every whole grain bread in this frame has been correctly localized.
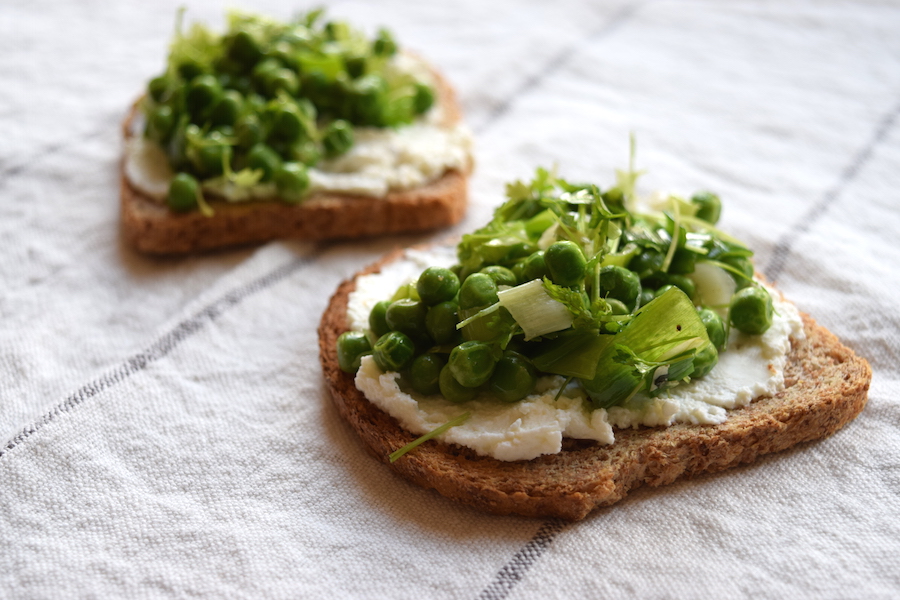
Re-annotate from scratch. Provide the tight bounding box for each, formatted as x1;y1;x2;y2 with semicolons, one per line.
121;66;470;254
318;249;872;521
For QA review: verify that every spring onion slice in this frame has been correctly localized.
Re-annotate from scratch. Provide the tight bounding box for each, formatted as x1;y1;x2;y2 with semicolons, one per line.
497;280;573;340
389;412;471;462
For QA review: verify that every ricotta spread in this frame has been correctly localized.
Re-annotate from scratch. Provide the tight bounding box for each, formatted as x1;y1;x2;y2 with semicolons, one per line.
124;54;473;202
348;248;805;462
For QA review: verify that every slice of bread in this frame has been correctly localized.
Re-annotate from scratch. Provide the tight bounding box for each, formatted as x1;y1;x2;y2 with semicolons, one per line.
318;249;871;521
121;67;470;254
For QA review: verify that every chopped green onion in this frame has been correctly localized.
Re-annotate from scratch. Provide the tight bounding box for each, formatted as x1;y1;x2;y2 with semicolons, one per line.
497;280;573;340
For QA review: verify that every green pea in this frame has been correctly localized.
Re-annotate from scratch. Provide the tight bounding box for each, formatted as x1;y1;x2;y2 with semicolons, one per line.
227;29;264;65
177;59;205;81
439;364;477;403
408;353;446;396
167;172;200;213
426;301;460;345
289;140;322;166
691;343;719;379
505;241;537;262
668;247;698;275
252;58;282;89
488;351;537;403
692;191;722;225
344;53;367;79
268;68;300;97
413;82;435;114
730;286;773;335
195;140;232;177
269;104;307;143
521;250;550;282
148;75;170;102
545;241;587;287
665;274;696;301
458;273;498;310
628;249;664;279
336;331;371;373
247;143;282;181
598;265;641;310
274;162;310;203
697;308;727;351
322;119;354;157
373;28;397;56
372;331;415;372
449;340;497;388
209;90;243;126
413;267;458;307
145;104;175;143
479;265;517;287
639;289;656;308
235;114;264;149
368;300;391;338
385;299;430;342
349;74;387;126
185;74;222;121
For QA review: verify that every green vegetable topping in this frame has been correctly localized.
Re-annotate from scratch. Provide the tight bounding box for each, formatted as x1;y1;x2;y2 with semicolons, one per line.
338;157;776;417
167;172;201;213
730;286;774;335
691;191;722;225
408;353;446;396
489;351;538;403
449;341;498;388
545;241;587;287
416;267;460;306
372;331;415;372
336;331;372;373
140;9;437;213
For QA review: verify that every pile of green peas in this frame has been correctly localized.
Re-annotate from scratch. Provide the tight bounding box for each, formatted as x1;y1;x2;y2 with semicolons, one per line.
141;11;436;213
337;180;775;407
337;264;540;404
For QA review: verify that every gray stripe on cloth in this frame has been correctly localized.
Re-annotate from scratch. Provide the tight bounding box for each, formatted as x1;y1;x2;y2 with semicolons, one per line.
0;253;317;459
766;100;900;281
474;3;645;135
0;128;106;185
476;518;568;600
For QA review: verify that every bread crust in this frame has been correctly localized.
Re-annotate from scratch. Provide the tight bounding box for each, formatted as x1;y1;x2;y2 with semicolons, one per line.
121;66;470;254
318;250;872;521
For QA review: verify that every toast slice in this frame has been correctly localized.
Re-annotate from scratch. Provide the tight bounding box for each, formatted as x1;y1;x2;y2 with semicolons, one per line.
121;67;470;254
318;249;871;521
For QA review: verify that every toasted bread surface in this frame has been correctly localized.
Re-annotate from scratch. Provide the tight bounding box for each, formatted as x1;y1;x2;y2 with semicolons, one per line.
318;250;872;521
121;66;469;254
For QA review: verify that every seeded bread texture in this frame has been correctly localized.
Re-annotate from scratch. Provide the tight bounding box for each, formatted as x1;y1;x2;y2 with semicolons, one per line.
121;66;470;254
318;250;872;521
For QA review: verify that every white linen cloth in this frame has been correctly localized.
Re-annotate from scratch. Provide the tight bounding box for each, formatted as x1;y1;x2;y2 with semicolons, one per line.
2;1;899;597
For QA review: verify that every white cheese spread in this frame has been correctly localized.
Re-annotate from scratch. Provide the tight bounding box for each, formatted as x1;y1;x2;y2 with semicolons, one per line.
348;248;805;462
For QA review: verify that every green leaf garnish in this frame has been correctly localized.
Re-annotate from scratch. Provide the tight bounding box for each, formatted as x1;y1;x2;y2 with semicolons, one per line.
580;287;710;408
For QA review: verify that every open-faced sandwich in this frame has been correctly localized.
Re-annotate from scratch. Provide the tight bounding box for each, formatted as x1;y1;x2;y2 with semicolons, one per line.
122;9;472;254
319;161;871;521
